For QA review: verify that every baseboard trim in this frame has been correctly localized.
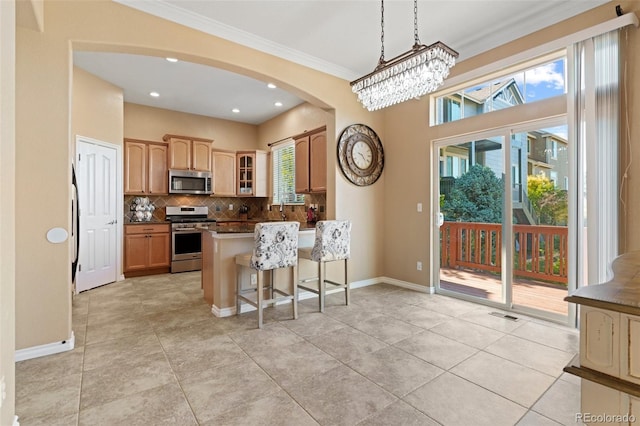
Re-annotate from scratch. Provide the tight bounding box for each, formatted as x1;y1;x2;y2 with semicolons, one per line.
379;276;434;294
211;304;234;318
15;331;75;362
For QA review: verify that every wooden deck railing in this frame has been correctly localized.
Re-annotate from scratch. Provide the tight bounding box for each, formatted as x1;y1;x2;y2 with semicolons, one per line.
440;221;568;285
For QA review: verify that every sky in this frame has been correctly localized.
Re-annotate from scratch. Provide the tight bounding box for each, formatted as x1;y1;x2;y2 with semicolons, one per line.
515;58;566;102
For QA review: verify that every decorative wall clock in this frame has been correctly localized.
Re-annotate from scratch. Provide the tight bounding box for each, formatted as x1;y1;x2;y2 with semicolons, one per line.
337;124;384;186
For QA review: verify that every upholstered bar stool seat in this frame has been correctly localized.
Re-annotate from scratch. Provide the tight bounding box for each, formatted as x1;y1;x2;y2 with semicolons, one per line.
298;220;351;313
235;221;300;328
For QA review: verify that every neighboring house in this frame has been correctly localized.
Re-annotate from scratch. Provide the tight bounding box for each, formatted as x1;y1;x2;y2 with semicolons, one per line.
439;78;568;224
528;131;569;190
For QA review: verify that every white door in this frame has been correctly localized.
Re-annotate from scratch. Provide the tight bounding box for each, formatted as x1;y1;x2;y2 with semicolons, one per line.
76;140;118;292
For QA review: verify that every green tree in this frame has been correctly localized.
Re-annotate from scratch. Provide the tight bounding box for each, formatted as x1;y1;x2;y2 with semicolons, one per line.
527;174;567;225
442;164;503;223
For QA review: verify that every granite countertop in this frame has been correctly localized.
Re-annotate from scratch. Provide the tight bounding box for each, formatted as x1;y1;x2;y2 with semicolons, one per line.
210;220;316;234
125;220;170;225
565;251;640;315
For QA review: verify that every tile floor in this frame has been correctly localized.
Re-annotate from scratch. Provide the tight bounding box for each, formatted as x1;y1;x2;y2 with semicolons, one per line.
16;272;581;425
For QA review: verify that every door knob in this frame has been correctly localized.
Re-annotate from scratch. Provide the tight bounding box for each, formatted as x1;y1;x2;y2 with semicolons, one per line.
107;220;117;225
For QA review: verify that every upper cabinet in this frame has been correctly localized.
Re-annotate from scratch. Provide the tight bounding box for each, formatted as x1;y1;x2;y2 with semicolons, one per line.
295;127;326;193
163;134;213;171
211;149;236;196
237;150;267;197
124;138;168;195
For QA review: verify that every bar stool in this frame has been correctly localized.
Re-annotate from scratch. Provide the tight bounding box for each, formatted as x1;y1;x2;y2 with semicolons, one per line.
298;220;351;313
235;221;300;329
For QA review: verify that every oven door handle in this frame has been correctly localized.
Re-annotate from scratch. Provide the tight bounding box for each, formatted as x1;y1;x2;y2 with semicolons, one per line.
174;228;198;232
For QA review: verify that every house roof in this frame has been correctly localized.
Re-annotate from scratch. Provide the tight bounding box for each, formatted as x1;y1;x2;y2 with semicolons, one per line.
464;79;517;103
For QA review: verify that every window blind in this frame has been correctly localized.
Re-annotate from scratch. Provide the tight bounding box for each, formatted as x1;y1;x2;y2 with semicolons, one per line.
272;139;304;204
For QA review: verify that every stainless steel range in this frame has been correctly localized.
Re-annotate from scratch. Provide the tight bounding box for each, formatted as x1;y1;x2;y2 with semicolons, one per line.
166;206;216;273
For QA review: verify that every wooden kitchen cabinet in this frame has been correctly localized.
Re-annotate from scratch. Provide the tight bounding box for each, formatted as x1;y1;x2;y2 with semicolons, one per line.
124;139;168;195
212;149;236;196
163;134;213;171
295;127;326;193
237;150;267;197
295;136;309;193
124;223;170;277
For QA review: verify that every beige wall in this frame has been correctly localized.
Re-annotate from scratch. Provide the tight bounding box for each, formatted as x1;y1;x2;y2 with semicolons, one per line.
257;102;329;148
14;0;382;352
124;103;258;151
1;0;16;423
72;66;124;148
382;1;640;286
16;6;72;349
618;2;640;253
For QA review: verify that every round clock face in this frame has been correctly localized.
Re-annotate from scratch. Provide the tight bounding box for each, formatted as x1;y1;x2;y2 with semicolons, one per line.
352;140;373;170
337;124;384;186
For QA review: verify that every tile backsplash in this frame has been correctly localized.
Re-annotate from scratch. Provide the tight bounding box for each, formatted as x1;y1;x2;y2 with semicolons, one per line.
124;193;326;223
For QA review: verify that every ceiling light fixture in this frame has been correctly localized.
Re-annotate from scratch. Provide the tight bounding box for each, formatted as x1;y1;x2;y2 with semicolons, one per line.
166;57;178;63
274;102;283;107
232;108;240;113
350;0;458;111
267;83;277;89
149;91;160;97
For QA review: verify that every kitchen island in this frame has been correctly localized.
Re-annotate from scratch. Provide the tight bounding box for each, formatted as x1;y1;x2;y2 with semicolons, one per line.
201;223;316;316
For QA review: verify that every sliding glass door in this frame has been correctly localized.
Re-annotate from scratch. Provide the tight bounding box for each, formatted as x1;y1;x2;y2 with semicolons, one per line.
434;120;571;322
436;132;507;305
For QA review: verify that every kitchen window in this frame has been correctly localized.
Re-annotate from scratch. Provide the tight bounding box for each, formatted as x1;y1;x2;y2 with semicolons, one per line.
271;139;304;205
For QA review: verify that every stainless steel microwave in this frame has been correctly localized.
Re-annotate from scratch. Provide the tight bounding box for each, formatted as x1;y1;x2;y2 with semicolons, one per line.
169;169;212;195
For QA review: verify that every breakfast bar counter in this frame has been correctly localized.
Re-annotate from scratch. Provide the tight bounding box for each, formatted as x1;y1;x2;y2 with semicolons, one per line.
201;224;315;316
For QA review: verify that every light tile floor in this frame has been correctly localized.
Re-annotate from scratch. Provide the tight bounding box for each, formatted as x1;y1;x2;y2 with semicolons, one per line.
16;272;582;425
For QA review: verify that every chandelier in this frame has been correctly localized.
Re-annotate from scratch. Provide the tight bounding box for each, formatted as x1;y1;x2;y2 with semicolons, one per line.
350;0;458;111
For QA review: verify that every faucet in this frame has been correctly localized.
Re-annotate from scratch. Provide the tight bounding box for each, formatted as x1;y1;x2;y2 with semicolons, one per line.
280;200;286;221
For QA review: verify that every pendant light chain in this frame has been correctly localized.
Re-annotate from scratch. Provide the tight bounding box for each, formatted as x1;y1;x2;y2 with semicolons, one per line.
414;0;420;46
350;0;458;111
379;0;385;63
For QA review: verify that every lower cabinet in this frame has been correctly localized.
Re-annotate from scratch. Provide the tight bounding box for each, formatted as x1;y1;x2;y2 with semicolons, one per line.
124;223;170;277
577;306;640;424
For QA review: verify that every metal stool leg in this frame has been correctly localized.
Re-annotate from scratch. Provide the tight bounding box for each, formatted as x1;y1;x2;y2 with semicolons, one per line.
292;264;298;319
257;271;264;329
236;266;242;316
344;258;350;306
319;261;326;313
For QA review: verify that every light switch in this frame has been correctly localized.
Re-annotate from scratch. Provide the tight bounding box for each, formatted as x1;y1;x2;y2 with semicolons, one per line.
417;203;423;213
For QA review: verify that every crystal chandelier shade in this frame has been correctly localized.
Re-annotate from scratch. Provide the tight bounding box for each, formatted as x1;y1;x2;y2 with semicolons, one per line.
350;1;458;111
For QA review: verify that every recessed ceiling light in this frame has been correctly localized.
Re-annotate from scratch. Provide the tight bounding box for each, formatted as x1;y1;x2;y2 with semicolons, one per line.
274;102;283;107
232;108;240;113
267;83;277;89
166;57;178;63
149;91;160;97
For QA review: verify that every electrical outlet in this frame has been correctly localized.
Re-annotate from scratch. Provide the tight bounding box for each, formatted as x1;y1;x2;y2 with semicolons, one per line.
417;203;423;212
229;204;233;211
250;273;257;287
417;261;422;271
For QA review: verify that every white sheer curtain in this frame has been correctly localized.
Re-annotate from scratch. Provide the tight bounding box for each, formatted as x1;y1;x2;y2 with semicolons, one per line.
572;30;620;286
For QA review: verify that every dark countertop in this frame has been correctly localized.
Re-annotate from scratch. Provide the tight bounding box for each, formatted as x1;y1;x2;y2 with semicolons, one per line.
125;220;170;225
565;251;640;315
212;220;316;234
